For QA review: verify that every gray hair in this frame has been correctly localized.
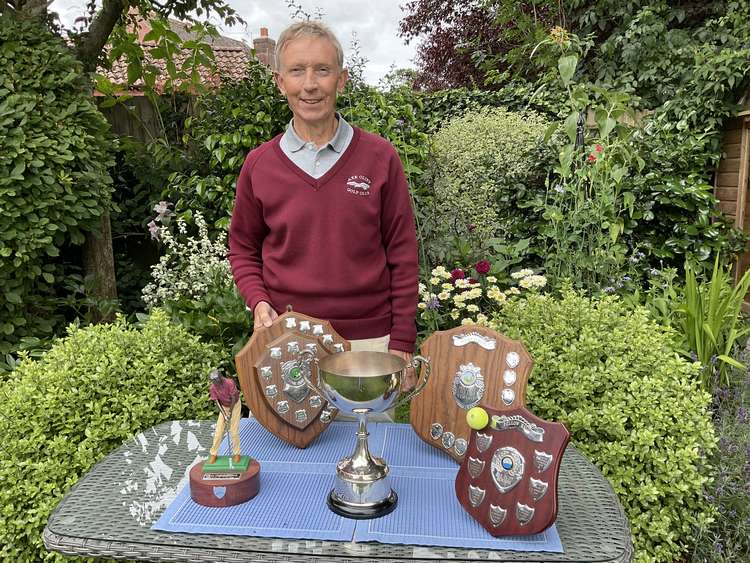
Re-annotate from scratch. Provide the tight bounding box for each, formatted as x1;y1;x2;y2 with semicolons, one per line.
275;21;344;70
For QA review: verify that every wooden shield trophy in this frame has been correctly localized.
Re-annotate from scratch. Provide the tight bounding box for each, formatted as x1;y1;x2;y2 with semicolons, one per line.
410;325;532;462
235;310;350;448
454;404;569;536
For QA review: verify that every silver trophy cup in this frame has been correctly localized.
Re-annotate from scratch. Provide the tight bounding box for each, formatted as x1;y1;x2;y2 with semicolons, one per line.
300;350;430;519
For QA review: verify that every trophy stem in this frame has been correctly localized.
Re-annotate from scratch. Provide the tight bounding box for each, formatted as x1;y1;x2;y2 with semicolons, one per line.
327;408;398;519
351;410;375;471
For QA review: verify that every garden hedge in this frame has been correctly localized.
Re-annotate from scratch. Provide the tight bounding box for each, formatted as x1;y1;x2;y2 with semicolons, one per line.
426;106;555;265
491;289;716;563
0;310;223;562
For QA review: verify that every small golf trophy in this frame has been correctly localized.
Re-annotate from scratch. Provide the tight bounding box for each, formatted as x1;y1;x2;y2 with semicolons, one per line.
299;350;431;519
189;369;260;507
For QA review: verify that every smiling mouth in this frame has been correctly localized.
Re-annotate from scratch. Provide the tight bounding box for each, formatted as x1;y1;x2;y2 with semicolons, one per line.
301;99;322;105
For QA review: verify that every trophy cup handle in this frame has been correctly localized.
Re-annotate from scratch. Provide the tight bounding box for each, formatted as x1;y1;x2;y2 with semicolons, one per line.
393;355;431;409
298;349;327;398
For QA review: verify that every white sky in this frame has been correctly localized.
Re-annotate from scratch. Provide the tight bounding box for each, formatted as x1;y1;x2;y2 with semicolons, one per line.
49;0;418;85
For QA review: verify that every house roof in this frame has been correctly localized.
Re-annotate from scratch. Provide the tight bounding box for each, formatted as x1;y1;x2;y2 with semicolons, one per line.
97;17;258;95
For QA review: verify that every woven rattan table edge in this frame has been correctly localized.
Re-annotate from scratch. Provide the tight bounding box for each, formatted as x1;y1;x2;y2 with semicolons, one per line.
44;527;634;563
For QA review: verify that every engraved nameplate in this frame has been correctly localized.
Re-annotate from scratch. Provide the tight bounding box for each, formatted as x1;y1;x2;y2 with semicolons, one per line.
452;331;497;350
491;414;544;442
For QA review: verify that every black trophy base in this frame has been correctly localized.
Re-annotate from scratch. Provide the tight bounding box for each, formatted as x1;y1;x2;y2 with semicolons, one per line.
327;490;398;519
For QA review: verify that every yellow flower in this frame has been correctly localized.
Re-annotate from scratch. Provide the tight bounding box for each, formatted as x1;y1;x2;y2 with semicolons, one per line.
429;276;440;285
441;283;454;290
486;276;497;283
450;311;460;320
418;302;427;309
455;278;469;288
432;265;452;279
461;317;474;326
509;287;521;295
467;304;479;313
477;313;488;325
438;291;450;300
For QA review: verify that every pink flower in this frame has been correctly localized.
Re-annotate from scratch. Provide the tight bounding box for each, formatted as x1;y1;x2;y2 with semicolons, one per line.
450;268;466;282
148;220;161;240
587;153;597;163
475;260;491;275
595;144;603;153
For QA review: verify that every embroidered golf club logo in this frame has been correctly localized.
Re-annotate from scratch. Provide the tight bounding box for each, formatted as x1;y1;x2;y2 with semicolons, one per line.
346;175;371;196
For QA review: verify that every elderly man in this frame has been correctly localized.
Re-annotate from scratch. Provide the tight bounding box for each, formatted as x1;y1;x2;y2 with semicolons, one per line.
228;21;418;378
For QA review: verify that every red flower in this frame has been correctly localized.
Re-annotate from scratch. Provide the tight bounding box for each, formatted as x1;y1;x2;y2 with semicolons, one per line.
450;268;466;282
468;277;478;284
595;144;603;153
475;260;491;275
587;153;597;162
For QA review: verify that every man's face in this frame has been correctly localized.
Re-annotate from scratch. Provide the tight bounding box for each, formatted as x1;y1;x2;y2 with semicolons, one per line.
275;36;348;130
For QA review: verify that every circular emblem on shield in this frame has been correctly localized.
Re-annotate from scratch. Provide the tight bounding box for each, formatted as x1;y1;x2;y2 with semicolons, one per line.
490;446;525;493
453;362;485;410
281;360;309;403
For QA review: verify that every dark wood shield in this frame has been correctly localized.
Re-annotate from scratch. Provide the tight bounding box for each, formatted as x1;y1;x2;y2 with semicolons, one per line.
254;331;328;431
455;405;570;536
410;325;533;462
235;311;350;448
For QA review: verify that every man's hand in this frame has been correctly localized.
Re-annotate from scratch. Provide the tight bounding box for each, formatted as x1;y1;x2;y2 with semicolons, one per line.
389;349;416;391
253;301;278;329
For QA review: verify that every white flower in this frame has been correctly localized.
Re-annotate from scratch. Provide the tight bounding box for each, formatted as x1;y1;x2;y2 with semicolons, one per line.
441;282;454;290
461;317;474;326
418;282;426;293
431;266;452;279
486;276;497;283
476;313;488;325
429;276;441;285
511;268;534;280
438;291;450;300
418;302;427;309
519;275;547;289
466;304;479;313
142;211;233;307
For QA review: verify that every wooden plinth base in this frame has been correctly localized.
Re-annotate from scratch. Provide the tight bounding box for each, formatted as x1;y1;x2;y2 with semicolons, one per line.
189;459;261;507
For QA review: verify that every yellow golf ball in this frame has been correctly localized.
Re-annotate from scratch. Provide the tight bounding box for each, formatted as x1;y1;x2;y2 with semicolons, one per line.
466;407;489;430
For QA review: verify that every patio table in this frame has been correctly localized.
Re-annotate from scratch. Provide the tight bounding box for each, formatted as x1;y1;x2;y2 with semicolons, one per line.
44;420;633;563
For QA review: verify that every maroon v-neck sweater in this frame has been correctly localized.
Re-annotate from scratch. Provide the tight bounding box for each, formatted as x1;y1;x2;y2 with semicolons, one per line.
228;127;418;352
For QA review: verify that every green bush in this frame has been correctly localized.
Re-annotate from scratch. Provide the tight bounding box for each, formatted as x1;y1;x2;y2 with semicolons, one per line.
426;107;555;265
0;310;223;562
0;15;114;355
490;289;716;563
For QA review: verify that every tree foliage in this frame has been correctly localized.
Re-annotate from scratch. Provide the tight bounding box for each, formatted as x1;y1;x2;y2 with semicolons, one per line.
399;0;560;90
0;14;114;358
